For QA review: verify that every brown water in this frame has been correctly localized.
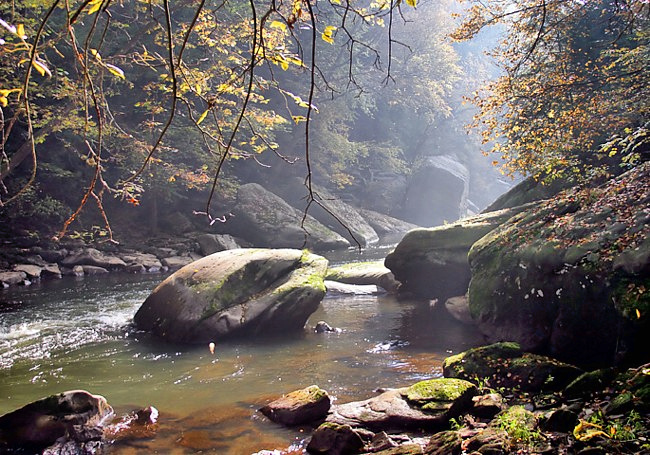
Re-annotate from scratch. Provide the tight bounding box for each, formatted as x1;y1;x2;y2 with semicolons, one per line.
0;257;484;453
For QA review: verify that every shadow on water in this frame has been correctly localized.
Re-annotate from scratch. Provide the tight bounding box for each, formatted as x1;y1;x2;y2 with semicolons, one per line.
0;267;485;453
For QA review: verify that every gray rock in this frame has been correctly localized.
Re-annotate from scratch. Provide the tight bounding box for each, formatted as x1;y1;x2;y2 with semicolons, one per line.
326;378;477;432
161;256;193;270
398;155;470;227
230;183;350;251
275;178;379;247
358;208;419;237
326;261;400;294
385;205;532;299
120;252;163;272
134;248;328;343
0;390;113;450
424;431;462;455
444;295;474;325
471;393;504;419
0;271;27;286
260;385;330;426
325;281;382;296
13;264;42;279
196;234;240;256
61;248;127;270
82;265;109;275
42;263;62;278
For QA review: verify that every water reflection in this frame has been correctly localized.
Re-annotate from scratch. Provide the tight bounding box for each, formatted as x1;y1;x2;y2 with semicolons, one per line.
0;272;484;453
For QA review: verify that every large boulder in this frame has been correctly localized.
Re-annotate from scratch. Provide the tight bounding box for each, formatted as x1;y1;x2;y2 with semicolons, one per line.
196;233;240;256
398;155;470;227
326;378;477;432
385;205;533;300
229;183;350;251
61;248;127;270
134;248;328;343
468;163;650;367
483;174;576;212
275;178;379;247
0;390;113;451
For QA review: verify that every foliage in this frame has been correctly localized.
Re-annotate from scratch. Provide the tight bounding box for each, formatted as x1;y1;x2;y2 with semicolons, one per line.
452;0;650;179
495;406;543;446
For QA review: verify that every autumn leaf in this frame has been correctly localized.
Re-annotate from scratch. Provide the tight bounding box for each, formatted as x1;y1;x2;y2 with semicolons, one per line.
197;108;210;125
32;60;52;77
322;26;336;44
269;20;287;31
105;63;125;80
405;0;417;7
88;0;104;15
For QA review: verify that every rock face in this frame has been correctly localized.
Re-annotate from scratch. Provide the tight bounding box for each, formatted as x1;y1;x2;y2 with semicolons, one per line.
468;163;650;366
230;183;350;251
134;248;328;343
326;378;477;432
260;385;330;426
385;206;532;299
0;390;113;451
483;174;576;212
275;178;379;247
398;155;470;227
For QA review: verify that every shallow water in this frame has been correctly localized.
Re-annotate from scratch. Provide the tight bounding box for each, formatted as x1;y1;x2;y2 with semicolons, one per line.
0;254;484;453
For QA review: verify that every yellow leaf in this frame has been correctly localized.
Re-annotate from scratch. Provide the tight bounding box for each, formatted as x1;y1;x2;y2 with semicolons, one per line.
270;20;287;31
16;24;26;39
280;59;289;71
292;115;307;124
197;108;210;125
0;96;7;107
32;60;52;77
105;63;125;79
405;0;416;7
636;308;641;319
322;26;336;44
88;0;104;15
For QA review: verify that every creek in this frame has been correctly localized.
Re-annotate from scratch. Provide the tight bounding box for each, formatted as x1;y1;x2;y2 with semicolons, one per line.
0;246;483;453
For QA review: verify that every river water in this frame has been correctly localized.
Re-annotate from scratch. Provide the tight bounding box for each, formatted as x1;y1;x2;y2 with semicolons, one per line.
0;247;484;453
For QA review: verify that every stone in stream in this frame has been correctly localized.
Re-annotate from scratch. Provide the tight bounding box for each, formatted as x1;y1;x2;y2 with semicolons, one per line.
326;378;477;432
325;260;400;294
0;390;113;451
259;385;330;426
307;422;365;455
134;248;328;343
0;270;27;287
61;247;127;270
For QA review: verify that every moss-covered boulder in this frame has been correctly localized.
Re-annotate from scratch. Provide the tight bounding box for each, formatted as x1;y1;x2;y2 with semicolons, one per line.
134;248;328;343
385;205;534;299
326;379;476;432
468;163;650;367
229;183;350;251
0;390;113;451
442;342;582;392
423;430;462;455
260;385;330;426
325;261;400;294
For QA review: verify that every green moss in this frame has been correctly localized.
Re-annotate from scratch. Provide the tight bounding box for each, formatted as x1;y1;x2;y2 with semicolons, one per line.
405;378;475;402
495;406;542;445
612;277;650;321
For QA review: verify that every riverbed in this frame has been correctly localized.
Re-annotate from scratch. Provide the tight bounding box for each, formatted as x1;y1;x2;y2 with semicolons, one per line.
0;253;484;453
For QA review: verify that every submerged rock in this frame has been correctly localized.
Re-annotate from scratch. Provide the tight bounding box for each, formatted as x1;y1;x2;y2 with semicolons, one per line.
134;248;328;343
0;390;113;452
260;385;330;426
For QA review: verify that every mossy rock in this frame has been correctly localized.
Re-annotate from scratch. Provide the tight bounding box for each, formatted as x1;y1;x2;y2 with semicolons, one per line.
443;342;582;393
134;248;328;343
403;378;477;417
260;385;330;426
306;422;364;454
563;368;618;399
